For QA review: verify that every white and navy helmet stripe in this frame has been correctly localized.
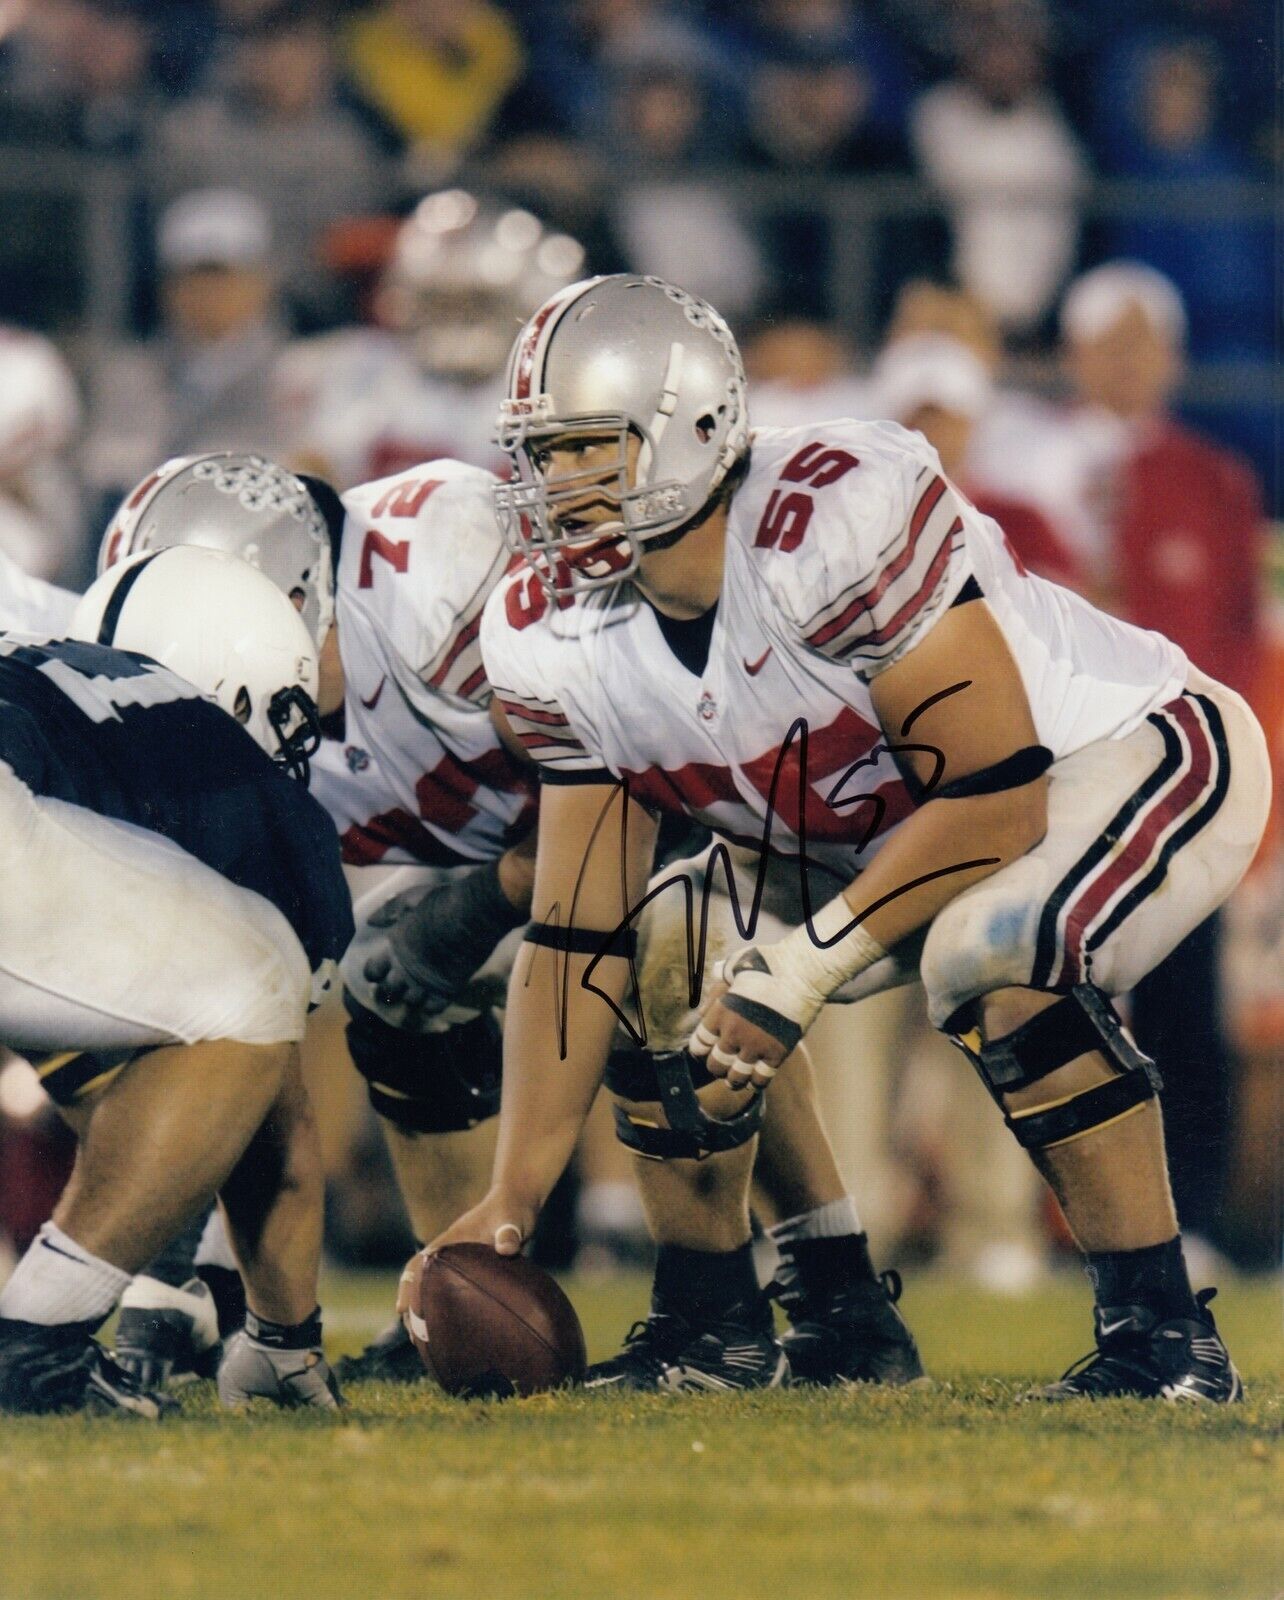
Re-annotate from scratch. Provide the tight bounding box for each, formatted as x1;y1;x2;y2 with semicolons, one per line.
96;551;161;644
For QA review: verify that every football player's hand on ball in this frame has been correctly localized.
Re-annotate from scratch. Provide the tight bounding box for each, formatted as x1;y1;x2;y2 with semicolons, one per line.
689;943;824;1089
423;1190;538;1266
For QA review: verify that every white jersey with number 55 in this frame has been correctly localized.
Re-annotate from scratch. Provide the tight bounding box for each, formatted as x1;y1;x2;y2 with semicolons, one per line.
309;460;536;868
481;419;1187;886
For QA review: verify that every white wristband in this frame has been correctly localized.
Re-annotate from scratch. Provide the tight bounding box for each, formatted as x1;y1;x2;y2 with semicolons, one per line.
767;895;888;1010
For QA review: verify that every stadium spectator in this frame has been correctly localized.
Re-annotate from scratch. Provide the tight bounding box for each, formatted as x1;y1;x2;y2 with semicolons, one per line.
740;0;914;139
743;43;909;177
150;2;392;326
1088;33;1274;497
743;319;872;430
881;278;1082;586
873;330;1080;589
739;28;913;320
1005;260;1266;697
910;0;1087;337
0;0;157;152
599;62;763;318
512;0;732;142
0;331;84;585
81;189;292;509
342;0;524;177
1094;37;1272;364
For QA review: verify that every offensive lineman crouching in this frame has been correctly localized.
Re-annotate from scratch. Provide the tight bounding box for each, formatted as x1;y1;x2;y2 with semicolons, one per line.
437;274;1271;1401
0;548;352;1415
100;450;919;1392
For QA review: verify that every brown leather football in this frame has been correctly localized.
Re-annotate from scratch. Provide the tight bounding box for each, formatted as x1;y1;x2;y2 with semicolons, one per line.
402;1244;587;1398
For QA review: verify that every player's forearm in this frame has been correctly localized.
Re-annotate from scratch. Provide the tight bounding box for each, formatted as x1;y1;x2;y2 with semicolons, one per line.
840;781;1048;952
490;945;632;1210
707;781;1048;1075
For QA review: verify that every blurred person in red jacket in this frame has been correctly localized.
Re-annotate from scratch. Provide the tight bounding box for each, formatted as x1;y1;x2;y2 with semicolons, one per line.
1058;261;1264;702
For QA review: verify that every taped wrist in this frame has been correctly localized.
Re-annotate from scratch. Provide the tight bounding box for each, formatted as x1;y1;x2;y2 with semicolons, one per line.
389;861;524;989
747;897;888;1020
244;1307;324;1351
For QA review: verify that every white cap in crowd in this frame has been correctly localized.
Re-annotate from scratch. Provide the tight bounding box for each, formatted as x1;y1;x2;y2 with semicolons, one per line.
0;329;81;476
1059;261;1187;348
872;332;994;423
158;189;272;273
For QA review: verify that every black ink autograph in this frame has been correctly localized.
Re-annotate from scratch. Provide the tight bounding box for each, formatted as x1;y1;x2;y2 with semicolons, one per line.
530;682;1001;1057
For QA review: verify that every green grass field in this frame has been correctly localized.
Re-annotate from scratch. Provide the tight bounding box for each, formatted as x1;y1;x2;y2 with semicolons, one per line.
1;1271;1279;1600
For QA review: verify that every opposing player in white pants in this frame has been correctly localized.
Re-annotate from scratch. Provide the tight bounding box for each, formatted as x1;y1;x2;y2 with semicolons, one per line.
0;549;353;1415
438;273;1270;1401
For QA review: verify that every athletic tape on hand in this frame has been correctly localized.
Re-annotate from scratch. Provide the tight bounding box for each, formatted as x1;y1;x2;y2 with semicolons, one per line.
689;1023;718;1060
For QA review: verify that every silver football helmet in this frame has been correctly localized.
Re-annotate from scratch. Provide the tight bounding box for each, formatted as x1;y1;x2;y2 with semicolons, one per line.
72;546;321;781
379;189;586;382
98;452;335;650
493;275;750;594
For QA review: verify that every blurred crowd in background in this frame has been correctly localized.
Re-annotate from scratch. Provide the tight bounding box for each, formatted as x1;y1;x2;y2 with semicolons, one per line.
0;0;1278;1287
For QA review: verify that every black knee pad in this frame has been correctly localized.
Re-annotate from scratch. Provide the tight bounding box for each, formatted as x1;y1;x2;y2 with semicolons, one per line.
344;996;502;1134
951;983;1162;1151
606;1046;765;1162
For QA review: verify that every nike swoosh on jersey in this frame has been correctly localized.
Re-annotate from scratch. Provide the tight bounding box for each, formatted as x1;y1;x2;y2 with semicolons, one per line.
360;677;387;710
743;647;772;676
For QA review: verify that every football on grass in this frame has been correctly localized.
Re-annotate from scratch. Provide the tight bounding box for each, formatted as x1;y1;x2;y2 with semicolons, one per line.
402;1243;587;1398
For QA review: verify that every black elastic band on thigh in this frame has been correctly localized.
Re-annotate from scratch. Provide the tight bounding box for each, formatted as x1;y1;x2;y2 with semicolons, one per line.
523;920;639;959
932;744;1053;801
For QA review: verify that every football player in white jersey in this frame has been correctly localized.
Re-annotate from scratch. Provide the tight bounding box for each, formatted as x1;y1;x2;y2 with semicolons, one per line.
102;450;924;1391
434;274;1271;1401
279;190;585;488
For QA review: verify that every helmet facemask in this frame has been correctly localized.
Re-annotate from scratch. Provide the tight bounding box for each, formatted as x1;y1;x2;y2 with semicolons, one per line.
265;685;323;784
493;275;749;597
495;407;696;594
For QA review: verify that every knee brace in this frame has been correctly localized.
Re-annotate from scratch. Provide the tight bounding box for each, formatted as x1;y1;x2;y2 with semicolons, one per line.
951;984;1163;1152
344;996;501;1134
605;1046;766;1161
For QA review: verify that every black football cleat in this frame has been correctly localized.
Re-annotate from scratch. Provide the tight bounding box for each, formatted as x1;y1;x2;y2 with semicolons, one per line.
0;1316;100;1414
1029;1288;1243;1403
586;1301;788;1393
83;1346;177;1419
583;1312;690;1391
773;1269;926;1388
333;1318;427;1384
